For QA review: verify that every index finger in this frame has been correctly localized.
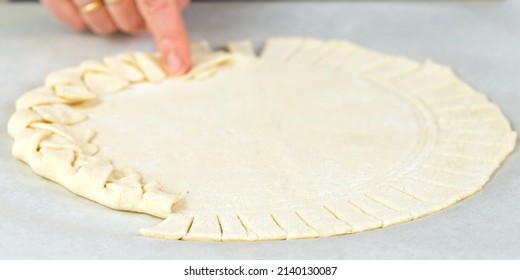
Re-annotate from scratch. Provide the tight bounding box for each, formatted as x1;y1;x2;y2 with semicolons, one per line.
135;0;191;75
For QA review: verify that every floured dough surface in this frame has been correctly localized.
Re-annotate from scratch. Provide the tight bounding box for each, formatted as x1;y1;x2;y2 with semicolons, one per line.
8;38;516;241
84;60;426;215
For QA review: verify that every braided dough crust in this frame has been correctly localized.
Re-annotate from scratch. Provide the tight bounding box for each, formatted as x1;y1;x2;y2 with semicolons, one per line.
8;38;516;241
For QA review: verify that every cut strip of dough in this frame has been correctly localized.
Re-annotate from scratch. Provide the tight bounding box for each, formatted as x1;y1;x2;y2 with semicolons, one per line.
324;201;382;232
15;87;71;110
84;73;129;94
406;166;490;192
422;152;499;175
296;206;352;237
435;138;515;164
439;131;516;147
226;40;256;57
32;104;86;125
45;67;83;87
103;56;145;82
416;80;475;103
142;186;185;218
430;96;490;112
434;104;505;121
285;38;326;63
40;134;81;153
134;52;167;82
12;128;52;164
271;211;319;240
348;196;412;226
183;52;236;80
392;60;458;93
32;147;76;185
260;37;304;62
80;60;112;75
182;214;222;241
238;213;287;241
218;214;252;241
29;122;95;146
104;173;143;208
312;40;365;68
7;109;43;137
363;56;421;80
337;49;390;73
438;118;512;132
366;186;436;218
54;84;96;101
116;53;141;66
70;162;114;197
190;40;212;56
140;214;194;239
390;177;464;205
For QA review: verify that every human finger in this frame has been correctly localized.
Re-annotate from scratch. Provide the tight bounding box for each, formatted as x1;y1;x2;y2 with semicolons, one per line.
41;0;87;31
104;0;145;33
74;0;118;35
135;0;191;75
176;0;189;10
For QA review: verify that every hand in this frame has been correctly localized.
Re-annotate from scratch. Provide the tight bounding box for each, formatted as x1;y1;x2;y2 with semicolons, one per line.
41;0;191;75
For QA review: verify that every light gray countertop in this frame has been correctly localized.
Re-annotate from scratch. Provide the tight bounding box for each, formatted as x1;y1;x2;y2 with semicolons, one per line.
0;1;519;259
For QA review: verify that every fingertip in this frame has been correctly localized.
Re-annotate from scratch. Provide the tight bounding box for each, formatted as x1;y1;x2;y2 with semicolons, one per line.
159;37;190;75
164;51;189;75
181;46;192;70
173;40;192;72
68;20;87;31
91;22;118;35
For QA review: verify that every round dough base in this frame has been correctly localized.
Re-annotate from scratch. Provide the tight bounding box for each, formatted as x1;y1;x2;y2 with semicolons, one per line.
8;38;516;241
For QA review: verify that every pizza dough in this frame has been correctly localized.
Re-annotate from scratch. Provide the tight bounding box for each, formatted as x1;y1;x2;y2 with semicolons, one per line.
7;38;516;241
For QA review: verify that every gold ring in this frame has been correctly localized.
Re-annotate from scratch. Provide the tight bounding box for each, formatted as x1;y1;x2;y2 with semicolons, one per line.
80;0;103;14
103;0;123;5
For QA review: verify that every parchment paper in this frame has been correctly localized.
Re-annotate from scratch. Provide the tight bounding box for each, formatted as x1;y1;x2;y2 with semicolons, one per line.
0;1;519;259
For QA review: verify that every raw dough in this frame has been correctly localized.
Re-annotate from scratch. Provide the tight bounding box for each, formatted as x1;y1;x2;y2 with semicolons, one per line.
8;38;516;241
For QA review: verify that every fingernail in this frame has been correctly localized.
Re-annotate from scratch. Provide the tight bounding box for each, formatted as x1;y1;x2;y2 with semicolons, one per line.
166;52;184;75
